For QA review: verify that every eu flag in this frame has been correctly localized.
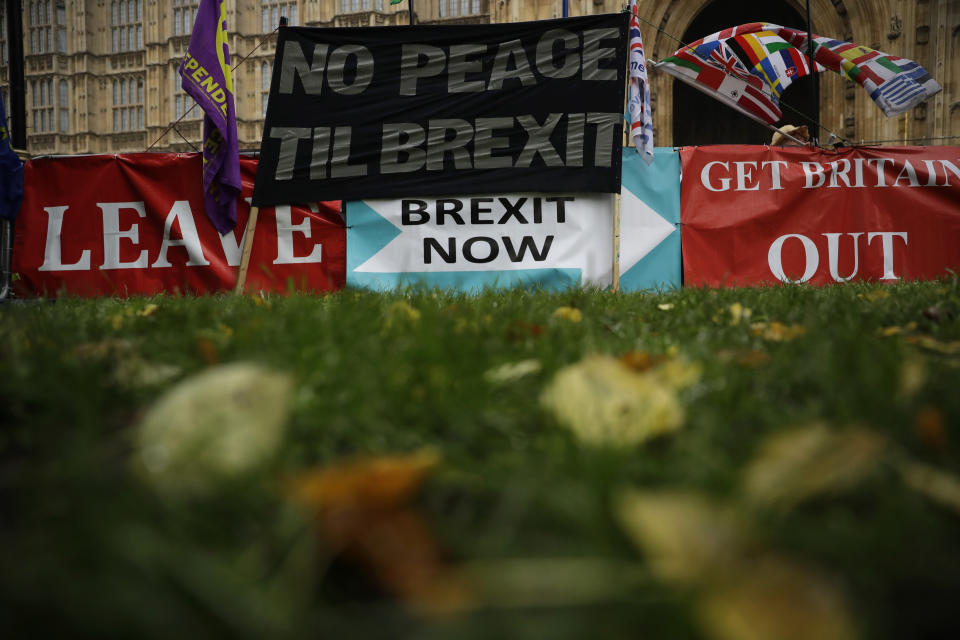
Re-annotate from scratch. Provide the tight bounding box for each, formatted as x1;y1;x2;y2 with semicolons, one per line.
0;92;24;221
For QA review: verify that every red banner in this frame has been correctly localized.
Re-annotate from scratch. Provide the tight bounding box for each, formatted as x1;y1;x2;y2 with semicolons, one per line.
13;153;345;297
681;145;960;286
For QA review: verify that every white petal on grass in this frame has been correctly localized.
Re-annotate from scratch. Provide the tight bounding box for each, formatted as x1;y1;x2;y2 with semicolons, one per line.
134;362;294;496
484;359;543;385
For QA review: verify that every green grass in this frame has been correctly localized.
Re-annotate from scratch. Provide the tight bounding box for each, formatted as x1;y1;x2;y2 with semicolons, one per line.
2;280;960;639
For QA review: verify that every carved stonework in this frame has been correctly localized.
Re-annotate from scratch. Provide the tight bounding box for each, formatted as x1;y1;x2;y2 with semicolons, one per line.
916;25;930;45
913;102;928;121
888;15;902;40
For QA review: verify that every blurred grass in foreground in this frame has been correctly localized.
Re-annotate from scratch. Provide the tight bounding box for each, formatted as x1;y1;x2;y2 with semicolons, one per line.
1;279;959;639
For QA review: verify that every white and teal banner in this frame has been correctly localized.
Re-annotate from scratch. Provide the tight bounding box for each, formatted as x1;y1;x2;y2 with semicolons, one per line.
346;148;681;291
618;147;681;292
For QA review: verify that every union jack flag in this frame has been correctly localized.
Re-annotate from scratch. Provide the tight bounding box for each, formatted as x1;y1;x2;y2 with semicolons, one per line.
628;0;654;165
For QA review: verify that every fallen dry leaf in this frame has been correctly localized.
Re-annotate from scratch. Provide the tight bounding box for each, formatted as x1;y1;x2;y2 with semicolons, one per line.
70;338;135;361
878;322;917;337
750;322;808;342
904;334;960;356
383;301;421;329
655;358;704;391
251;294;272;308
617;488;859;640
897;459;960;515
728;302;752;326
137;303;159;317
541;355;685;446
195;337;219;365
552;306;583;323
914;407;947;450
287;450;440;511
898;355;928;398
287;450;470;616
619;350;662;372
134;362;293;496
114;357;182;388
505;320;543;341
742;423;885;508
857;289;890;302
615;489;750;585
716;349;771;368
698;555;858;640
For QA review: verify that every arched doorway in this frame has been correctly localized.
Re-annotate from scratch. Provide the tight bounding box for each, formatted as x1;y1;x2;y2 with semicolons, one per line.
672;1;818;146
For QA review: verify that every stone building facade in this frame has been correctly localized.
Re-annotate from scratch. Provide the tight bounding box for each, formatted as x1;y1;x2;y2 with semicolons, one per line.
1;0;957;156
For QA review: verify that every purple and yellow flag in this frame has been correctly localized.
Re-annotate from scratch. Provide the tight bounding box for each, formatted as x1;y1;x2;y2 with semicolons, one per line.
179;0;241;234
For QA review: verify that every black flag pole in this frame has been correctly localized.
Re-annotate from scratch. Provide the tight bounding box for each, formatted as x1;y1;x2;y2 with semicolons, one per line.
1;0;24;302
4;0;25;150
806;0;820;145
409;0;416;26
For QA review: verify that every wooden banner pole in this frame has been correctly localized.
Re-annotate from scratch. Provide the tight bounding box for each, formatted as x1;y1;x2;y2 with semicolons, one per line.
234;206;259;295
612;193;621;293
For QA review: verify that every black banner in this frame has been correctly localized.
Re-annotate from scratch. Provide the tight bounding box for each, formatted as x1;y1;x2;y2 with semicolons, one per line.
252;14;629;206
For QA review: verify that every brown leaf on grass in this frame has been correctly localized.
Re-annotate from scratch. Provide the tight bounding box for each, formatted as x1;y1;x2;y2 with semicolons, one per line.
287;450;440;511
195;337;219;365
914;407;947;450
286;450;470;616
742;424;885;508
619;350;662;372
698;556;858;640
484;359;542;384
505;320;543;341
615;489;751;585
750;322;807;342
716;349;770;368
